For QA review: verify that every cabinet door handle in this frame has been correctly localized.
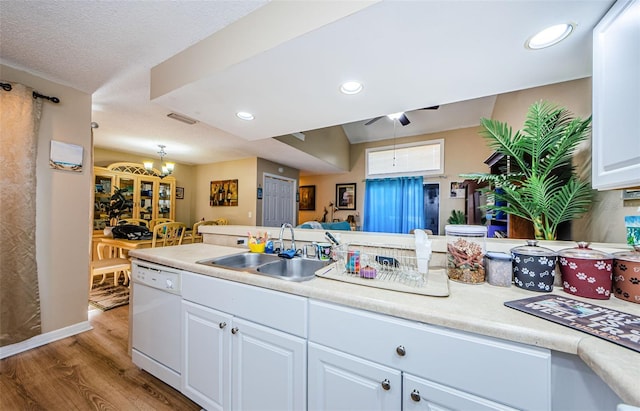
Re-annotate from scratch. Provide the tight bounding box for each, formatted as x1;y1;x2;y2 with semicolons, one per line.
396;345;406;356
381;379;391;391
410;389;421;402
231;327;239;335
219;322;226;329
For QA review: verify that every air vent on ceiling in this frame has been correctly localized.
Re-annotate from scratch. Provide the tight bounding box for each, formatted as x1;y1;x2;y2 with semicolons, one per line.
167;112;198;125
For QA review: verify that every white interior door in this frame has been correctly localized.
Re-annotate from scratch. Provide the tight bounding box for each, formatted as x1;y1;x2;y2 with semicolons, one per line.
262;174;296;228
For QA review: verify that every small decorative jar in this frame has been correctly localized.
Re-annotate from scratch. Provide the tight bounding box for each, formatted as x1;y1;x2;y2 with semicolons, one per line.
510;240;557;292
445;225;487;284
558;242;613;300
484;252;513;287
611;245;640;304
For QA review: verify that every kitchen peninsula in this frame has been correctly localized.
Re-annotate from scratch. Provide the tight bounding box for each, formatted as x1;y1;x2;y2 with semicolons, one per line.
129;226;639;410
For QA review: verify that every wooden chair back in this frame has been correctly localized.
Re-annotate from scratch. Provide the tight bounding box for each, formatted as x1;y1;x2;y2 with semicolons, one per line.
91;242;131;290
149;218;173;230
152;222;186;248
118;218;149;227
187;220;217;243
214;218;229;225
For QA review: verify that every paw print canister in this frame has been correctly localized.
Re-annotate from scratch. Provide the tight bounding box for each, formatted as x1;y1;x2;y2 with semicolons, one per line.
558;242;613;300
510;240;557;292
612;245;640;304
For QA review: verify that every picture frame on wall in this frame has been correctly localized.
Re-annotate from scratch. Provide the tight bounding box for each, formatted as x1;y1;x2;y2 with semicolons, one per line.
450;181;466;198
299;185;316;210
336;183;356;210
210;179;239;206
176;187;184;200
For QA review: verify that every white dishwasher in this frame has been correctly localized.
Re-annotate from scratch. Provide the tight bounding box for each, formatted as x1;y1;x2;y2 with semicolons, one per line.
131;260;182;390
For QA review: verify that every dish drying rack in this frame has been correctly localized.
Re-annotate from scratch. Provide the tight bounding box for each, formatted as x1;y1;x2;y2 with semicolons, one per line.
316;243;450;297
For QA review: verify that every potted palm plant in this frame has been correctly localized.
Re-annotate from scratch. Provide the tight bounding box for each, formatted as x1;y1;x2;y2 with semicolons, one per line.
462;101;592;241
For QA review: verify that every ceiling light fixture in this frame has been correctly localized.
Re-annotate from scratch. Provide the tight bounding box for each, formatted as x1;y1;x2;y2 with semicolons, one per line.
525;23;575;50
167;112;198;125
236;111;254;121
144;144;175;178
340;81;363;95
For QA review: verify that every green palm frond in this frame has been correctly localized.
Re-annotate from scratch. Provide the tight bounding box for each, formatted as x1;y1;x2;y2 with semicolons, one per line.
462;100;592;240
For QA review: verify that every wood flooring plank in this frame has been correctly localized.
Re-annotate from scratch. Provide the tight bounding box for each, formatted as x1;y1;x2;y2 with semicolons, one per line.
0;305;201;411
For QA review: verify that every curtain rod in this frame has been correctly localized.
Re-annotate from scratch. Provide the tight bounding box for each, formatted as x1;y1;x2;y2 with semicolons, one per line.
0;82;60;103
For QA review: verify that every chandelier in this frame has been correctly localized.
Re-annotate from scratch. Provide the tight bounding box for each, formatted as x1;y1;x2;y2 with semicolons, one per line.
144;145;175;177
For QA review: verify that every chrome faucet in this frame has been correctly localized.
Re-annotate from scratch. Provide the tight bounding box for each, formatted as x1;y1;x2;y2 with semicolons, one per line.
279;223;296;252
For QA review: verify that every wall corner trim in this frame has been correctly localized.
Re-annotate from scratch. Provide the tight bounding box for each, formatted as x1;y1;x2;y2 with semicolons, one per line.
0;321;93;359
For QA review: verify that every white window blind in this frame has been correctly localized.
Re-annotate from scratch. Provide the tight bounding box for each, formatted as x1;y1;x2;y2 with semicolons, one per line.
366;139;444;178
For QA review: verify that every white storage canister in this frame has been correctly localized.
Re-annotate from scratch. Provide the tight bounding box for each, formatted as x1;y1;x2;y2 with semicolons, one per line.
485;252;513;287
445;225;487;284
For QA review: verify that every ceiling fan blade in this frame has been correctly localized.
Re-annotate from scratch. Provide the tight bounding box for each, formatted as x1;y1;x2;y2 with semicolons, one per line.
364;116;383;126
419;105;440;110
398;113;410;126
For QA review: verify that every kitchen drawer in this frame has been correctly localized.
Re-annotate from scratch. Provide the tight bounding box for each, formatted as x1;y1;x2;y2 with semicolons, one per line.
182;272;308;337
309;300;550;410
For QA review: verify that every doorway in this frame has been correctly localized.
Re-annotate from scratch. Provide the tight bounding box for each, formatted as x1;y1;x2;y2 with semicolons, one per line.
423;183;440;235
262;174;296;228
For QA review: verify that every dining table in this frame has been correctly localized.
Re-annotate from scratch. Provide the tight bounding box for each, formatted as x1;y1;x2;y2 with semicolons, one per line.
100;237;155;259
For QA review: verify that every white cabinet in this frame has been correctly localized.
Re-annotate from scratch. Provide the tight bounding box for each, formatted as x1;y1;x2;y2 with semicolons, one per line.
181;272;307;411
592;0;640;190
309;300;551;411
308;342;401;411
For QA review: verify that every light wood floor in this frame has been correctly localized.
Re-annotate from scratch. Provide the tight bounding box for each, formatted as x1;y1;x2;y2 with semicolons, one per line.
0;305;201;411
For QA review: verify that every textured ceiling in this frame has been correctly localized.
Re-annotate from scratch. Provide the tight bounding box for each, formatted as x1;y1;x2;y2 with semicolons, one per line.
0;1;615;174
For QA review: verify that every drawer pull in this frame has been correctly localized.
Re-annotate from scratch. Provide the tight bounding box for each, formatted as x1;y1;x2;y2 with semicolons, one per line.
410;389;421;402
231;327;239;334
381;379;391;391
219;322;227;329
396;345;406;356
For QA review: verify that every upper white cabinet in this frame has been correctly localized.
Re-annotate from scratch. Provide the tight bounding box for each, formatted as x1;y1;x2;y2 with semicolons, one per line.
592;0;640;190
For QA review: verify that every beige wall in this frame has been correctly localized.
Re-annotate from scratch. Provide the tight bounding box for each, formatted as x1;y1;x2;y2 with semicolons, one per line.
1;64;92;333
275;125;350;171
93;147;196;226
193;157;258;225
299;126;491;233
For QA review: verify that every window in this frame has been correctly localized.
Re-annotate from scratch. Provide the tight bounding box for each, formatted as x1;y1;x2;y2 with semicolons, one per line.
366;139;444;178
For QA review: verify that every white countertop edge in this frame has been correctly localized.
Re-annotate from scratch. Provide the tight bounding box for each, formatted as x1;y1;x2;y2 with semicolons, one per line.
129;243;640;406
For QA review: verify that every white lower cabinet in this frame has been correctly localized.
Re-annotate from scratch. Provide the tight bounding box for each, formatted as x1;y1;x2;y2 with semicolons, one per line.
308;342;401;411
309;300;552;411
181;272;308;411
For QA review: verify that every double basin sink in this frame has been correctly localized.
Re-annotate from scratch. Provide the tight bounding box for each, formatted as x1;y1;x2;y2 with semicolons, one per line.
197;252;330;282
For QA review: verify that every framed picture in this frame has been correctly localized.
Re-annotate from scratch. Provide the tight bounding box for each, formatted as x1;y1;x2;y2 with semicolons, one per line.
49;140;83;172
336;183;356;210
299;185;316;210
176;187;184;200
210;179;238;206
450;181;466;198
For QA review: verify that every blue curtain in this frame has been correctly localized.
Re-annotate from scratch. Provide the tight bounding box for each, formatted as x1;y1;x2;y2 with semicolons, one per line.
363;176;425;233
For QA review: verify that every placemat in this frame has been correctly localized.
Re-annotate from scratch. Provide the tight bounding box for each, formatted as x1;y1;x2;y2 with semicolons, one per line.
316;263;449;297
505;294;640;353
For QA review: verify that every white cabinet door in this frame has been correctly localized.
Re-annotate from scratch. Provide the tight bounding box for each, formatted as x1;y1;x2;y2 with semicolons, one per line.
592;0;640;190
182;300;232;411
308;342;401;411
403;373;518;411
231;317;306;411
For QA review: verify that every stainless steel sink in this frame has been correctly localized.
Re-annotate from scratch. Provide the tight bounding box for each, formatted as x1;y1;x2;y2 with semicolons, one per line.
196;252;329;282
256;258;330;281
198;252;281;269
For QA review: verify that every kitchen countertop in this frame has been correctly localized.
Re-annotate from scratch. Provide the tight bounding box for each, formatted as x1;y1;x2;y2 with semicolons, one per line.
130;243;640;406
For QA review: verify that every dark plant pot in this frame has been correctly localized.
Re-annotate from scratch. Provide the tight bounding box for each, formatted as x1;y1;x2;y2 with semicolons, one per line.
511;240;557;292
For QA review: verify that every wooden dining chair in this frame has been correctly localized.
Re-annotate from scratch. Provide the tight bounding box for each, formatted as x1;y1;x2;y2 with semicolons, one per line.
184;220;217;243
151;222;186;248
90;242;131;291
149;218;173;230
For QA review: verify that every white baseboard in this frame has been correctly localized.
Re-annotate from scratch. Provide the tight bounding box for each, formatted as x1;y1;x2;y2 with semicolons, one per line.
0;321;93;359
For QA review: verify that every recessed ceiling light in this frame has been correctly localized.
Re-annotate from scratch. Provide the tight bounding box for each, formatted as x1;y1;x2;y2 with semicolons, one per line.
340;81;363;95
526;23;575;50
236;111;254;121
